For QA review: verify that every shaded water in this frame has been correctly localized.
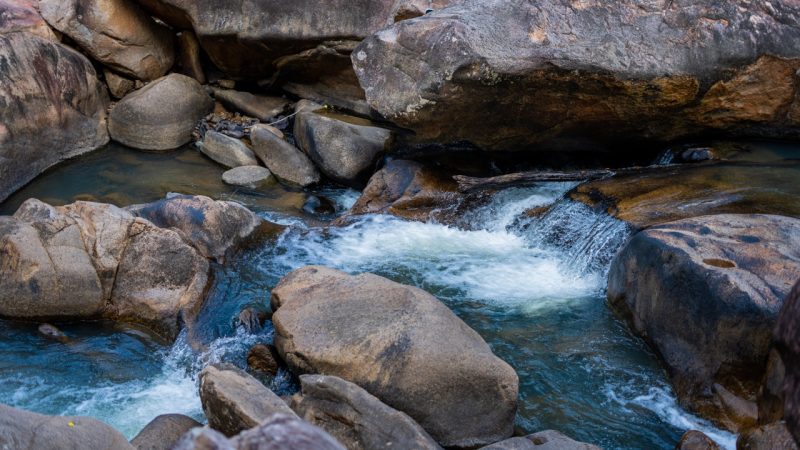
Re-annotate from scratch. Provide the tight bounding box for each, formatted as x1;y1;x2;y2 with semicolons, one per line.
0;145;737;449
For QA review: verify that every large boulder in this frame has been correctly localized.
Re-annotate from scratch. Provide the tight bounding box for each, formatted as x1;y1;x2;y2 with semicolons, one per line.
128;194;280;264
0;403;135;450
480;430;601;450
294;111;391;186
199;364;297;437
108;73;213;151
131;414;202;450
251;124;320;187
353;0;800;152
608;214;800;431
39;0;174;81
290;374;441;450
0;1;57;39
271;266;519;448
774;280;800;444
0;32;109;203
0;198;210;339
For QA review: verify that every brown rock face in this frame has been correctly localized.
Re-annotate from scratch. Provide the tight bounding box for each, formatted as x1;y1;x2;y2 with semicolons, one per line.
290;374;441;450
774;280;800;445
353;0;800;152
736;422;798;450
674;430;720;450
0;199;210;339
39;0;174;81
0;1;57;39
0;32;109;203
0;403;135;450
131;414;202;450
271;266;519;448
608;214;800;431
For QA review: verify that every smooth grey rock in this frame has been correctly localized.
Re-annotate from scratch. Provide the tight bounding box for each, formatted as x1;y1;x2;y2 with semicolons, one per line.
200;131;259;168
222;166;273;187
231;414;345;450
480;430;601;450
131;414;202;450
251;125;320;187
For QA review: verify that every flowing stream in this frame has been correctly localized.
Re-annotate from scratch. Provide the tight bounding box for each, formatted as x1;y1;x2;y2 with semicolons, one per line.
0;145;738;449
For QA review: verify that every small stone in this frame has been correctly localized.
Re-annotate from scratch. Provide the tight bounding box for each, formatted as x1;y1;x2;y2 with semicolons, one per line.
222;166;273;187
247;344;282;376
37;323;68;343
237;306;271;333
199;131;258;169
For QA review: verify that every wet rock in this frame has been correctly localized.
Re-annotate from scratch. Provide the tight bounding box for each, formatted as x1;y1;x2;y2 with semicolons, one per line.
674;430;720;450
569;162;800;230
105;69;136;99
480;430;601;450
247;344;281;376
177;31;205;84
131;414;202;450
0;199;209;340
339;159;462;224
294;110;391;186
271;266;519;448
0;0;58;40
199;131;259;169
222;166;273;188
290;374;441;450
353;1;800;152
0;403;135;450
39;0;174;81
237;306;270;334
0;32;109;203
774;280;800;444
129;194;279;264
172;427;233;450
251;124;320;187
737;421;797;450
608;214;800;431
232;413;345;450
37;324;68;343
302;196;335;216
109;73;213;151
199;364;297;436
213;89;290;122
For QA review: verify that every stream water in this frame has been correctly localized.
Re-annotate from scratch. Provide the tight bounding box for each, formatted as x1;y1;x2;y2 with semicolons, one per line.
0;144;738;449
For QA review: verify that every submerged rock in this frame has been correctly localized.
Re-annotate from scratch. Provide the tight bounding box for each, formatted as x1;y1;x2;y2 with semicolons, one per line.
271;266;519;448
131;414;202;450
480;430;601;450
39;0;174;81
0;32;109;203
251;124;320;187
774;280;800;444
109;73;213;151
294;110;391;186
199;131;259;169
290;374;441;450
222;166;273;187
0;403;135;450
353;0;800;152
674;430;720;450
199;364;297;437
608;214;800;431
37;324;68;343
736;421;798;450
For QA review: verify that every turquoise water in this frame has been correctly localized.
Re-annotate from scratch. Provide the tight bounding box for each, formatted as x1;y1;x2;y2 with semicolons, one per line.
0;144;736;448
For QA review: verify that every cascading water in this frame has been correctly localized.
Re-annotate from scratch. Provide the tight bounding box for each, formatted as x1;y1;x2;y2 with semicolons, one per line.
0;182;736;449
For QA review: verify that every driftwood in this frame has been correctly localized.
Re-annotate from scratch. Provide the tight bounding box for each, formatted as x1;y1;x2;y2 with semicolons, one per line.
453;165;674;192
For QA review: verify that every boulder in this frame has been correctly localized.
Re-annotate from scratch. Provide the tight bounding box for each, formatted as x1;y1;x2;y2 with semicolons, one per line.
222;166;273;187
271;266;519;448
247;344;281;376
290;374;441;450
480;430;601;450
774;280;800;444
339;159;462;224
177;31;205;84
199;131;259;168
231;414;346;450
608;214;800;431
0;1;57;39
0;403;135;450
737;422;797;450
353;0;800;152
294;111;391;185
0;32;109;203
674;431;720;450
251;124;320;187
109;73;213;151
105;69;136;99
213;89;289;122
199;364;297;437
39;0;174;81
129;194;279;264
171;427;234;450
131;414;202;450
